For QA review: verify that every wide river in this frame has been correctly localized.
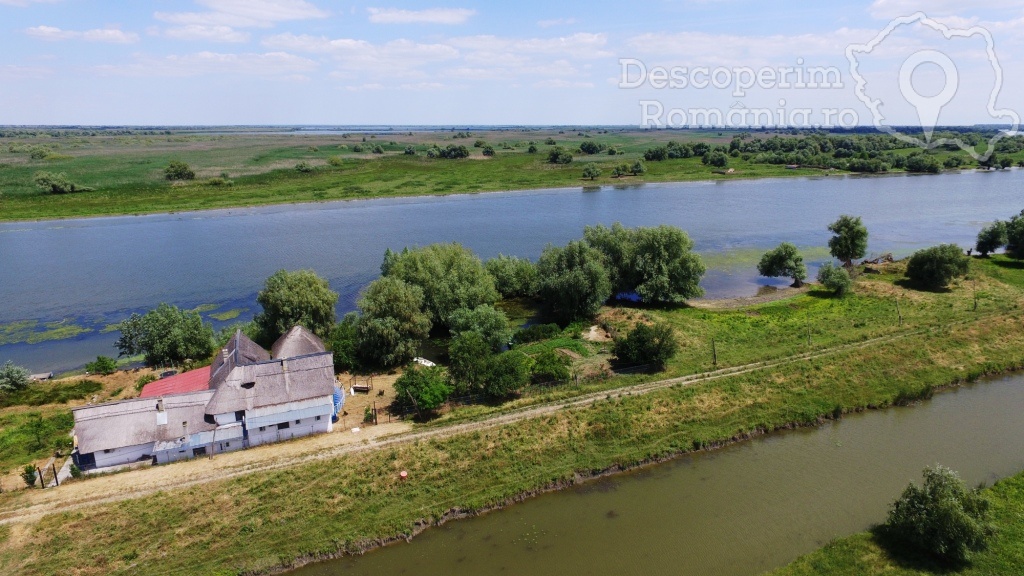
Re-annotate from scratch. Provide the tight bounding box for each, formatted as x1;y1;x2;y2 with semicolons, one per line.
292;373;1024;576
1;170;1021;371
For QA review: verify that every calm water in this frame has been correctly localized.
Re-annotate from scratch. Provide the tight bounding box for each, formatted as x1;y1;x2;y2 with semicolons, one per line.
293;374;1024;576
1;170;1021;371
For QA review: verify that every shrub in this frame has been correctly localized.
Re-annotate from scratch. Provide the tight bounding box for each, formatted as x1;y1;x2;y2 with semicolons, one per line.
135;373;158;392
164;160;195;181
403;146;416;155
547;147;574;164
0;361;31;394
85;356;117;376
33;171;92;194
817;262;852;296
69;463;82;479
613;322;678;368
527;144;538;154
295;161;314;173
530;348;570;384
482;145;495;157
511;323;561;346
371;145;384;154
21;464;37;488
328;156;344;167
905;244;970;289
884;466;995;565
484;351;531;399
393;365;452;414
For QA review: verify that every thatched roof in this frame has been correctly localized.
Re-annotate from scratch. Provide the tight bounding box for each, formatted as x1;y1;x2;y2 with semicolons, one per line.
204;352;335;415
271;325;326;359
210;330;271;390
73;391;216;454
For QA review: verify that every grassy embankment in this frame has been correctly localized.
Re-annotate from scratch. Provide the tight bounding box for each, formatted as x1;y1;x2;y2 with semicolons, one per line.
0;256;1023;574
1;129;1009;221
769;469;1024;575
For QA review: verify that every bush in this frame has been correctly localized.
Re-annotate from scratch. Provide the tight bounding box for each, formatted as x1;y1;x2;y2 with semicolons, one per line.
295;161;314;173
484;351;531;399
481;145;495;157
527;144;538;154
135;373;158;392
69;463;82;479
371;145;384;154
613;322;678;368
547;147;574;164
403;146;416;155
817;262;852;296
702;150;729;168
511;323;561;346
884;466;995;565
21;464;37;488
530;348;570;384
905;244;970;289
164;160;195;181
328;156;344;167
33;171;91;194
393;365;452;414
85;356;117;376
0;361;31;394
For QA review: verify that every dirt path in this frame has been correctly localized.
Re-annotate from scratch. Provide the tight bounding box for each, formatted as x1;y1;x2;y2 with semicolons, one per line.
0;323;943;526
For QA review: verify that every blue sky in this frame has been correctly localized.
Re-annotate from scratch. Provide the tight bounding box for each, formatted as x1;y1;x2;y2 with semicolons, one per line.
1;0;1022;126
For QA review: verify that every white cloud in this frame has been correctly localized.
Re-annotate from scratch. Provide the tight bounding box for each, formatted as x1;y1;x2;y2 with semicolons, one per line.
263;33;459;70
94;51;317;77
367;7;476;24
448;32;611;59
625;29;873;66
868;0;1024;19
533;78;594;88
155;0;328;28
0;64;52;79
163;24;250;43
537;18;577;28
26;25;139;43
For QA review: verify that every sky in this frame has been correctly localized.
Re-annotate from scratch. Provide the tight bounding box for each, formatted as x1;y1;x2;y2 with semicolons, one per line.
1;0;1022;126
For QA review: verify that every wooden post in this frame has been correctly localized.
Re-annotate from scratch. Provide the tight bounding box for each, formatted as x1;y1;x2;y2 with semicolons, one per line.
807;325;812;347
36;466;44;489
712;338;718;367
974;280;978;312
373;401;378;425
52;462;59;487
895;298;903;326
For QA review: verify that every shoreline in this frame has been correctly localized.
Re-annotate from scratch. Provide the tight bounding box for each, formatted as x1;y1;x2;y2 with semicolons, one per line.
0;168;959;225
266;368;1021;576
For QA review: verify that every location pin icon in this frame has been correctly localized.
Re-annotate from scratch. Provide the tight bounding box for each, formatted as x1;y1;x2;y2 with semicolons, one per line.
899;50;959;144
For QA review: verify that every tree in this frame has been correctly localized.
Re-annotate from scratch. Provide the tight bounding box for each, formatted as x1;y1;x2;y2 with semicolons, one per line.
393;365;452;415
85;356;117;376
582;164;601;180
906;154;942;173
21;464;37;488
630;159;647;175
447;330;492;395
905;244;970;289
326;313;360;373
164;160;195;181
484;351;531;399
584;223;705;304
254;269;338;342
884;466;995;565
382;243;498;328
404;146;416;155
536;241;612;323
757;242;808;287
1006;210;1024;258
33;171;91;194
0;360;31;394
579;140;605;154
356;277;431;368
481;145;495;157
123;304;214;367
114;313;144;358
828;215;869;267
975;221;1008;257
612;322;679;368
816;262;852;296
530;348;570;384
485;255;538;299
448;304;511;352
527;144;538;154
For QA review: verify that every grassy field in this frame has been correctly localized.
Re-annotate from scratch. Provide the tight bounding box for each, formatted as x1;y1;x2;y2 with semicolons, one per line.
1;255;1024;574
769;470;1024;576
1;128;1014;221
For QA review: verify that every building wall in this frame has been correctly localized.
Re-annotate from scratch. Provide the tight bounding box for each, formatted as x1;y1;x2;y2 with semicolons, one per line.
90;442;154;469
247;414;331;447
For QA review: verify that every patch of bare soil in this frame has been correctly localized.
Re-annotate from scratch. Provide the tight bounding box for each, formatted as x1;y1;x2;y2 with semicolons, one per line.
582;325;612;342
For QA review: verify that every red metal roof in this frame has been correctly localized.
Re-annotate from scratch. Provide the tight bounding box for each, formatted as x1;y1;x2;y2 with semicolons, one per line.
139;366;212;398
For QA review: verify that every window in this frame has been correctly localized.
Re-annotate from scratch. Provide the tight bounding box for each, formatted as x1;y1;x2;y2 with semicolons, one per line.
224;442;230;448
192;447;207;457
259;426;266;432
315;415;321;421
241;381;255;389
277;422;290;430
234;410;245;422
103;449;112;453
295;419;301;424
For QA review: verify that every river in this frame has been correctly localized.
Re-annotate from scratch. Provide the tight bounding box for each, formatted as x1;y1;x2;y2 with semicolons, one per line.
1;170;1021;372
291;373;1024;576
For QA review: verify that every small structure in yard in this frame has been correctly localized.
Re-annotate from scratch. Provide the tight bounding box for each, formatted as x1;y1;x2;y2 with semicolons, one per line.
351;375;373;394
72;326;342;472
30;372;53;381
